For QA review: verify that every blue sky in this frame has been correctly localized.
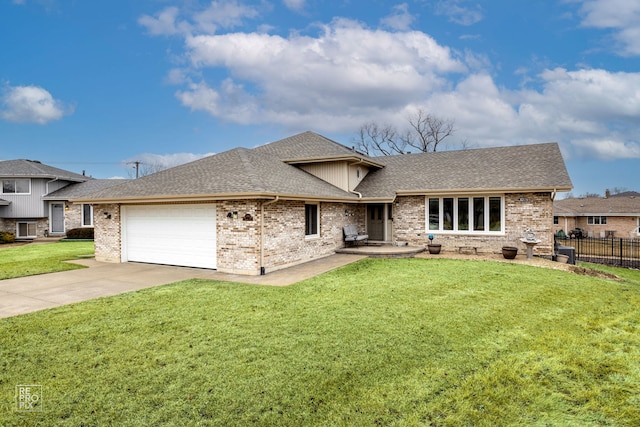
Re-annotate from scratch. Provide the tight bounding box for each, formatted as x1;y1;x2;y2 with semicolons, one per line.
1;0;638;196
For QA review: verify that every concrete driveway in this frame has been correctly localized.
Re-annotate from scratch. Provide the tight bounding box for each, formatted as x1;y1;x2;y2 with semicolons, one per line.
0;255;365;319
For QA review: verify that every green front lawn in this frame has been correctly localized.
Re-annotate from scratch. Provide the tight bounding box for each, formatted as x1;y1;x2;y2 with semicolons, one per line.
1;258;639;426
0;241;94;279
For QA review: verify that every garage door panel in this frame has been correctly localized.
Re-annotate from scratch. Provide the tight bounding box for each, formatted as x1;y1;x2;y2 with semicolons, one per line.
123;204;216;269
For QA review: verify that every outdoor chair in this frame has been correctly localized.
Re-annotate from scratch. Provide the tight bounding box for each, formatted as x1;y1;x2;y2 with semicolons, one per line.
343;225;368;246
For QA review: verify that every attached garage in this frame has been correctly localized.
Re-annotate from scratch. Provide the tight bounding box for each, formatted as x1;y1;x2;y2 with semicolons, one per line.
121;204;217;269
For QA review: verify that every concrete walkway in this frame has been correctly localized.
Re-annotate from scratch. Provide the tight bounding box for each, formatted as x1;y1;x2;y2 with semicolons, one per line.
0;254;366;319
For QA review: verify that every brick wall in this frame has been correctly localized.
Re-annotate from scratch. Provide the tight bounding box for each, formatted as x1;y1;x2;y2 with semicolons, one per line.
573;216;639;238
393;193;555;255
93;204;121;263
261;200;360;273
216;201;261;275
0;218;48;238
0;218;11;234
65;203;83;231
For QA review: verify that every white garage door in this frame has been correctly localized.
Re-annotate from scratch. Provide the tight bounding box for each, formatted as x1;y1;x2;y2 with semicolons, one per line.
122;204;217;269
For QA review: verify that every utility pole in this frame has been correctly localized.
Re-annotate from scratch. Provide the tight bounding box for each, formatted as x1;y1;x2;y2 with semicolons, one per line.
127;161;142;178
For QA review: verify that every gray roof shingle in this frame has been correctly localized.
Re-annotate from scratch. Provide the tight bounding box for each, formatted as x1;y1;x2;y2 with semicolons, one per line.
355;143;573;198
554;196;640;216
0;159;89;182
78;146;358;202
73;133;573;203
254;131;382;166
44;179;130;200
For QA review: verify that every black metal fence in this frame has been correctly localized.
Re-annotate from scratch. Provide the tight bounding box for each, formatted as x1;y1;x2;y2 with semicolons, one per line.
555;236;640;269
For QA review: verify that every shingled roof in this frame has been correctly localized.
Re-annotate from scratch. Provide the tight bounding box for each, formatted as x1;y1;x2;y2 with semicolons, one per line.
0;159;89;183
74;132;573;204
43;179;130;200
254;131;384;167
76;146;359;203
554;195;640;216
355;143;573;198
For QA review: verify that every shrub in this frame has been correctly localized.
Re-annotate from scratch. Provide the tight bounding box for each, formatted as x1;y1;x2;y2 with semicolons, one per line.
0;231;16;244
65;228;94;240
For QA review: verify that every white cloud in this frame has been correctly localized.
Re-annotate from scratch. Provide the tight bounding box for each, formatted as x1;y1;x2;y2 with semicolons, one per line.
178;18;466;126
0;85;69;124
435;1;483;26
571;138;640;160
141;4;640;162
138;1;259;36
579;0;640;56
138;7;182;36
283;0;305;13
380;3;415;31
193;0;259;33
420;68;640;160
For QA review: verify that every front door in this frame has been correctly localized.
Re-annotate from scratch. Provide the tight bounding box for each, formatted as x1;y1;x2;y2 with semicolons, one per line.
367;204;385;241
51;203;65;234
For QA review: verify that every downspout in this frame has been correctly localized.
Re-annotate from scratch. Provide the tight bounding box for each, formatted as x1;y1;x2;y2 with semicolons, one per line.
260;196;280;275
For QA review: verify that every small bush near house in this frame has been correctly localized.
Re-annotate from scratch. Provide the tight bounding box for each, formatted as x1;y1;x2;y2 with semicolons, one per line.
0;231;15;244
65;227;94;240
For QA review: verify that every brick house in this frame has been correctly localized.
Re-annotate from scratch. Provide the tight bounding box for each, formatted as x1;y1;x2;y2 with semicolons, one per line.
554;193;640;238
74;131;573;275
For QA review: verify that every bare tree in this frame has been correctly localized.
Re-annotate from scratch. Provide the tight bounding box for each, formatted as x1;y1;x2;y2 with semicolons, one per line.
355;109;456;156
356;122;406;156
405;109;455;153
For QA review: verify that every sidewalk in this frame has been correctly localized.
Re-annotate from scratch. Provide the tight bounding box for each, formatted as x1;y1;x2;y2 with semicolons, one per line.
0;254;366;319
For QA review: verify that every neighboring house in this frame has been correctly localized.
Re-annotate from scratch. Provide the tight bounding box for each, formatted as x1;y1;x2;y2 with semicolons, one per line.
74;131;572;275
554;194;640;238
0;159;125;239
43;179;130;233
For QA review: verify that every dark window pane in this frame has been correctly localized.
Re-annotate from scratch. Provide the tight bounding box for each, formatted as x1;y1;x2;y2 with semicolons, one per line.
443;198;453;230
83;204;92;226
305;204;318;236
3;180;15;193
489;197;501;231
429;198;439;230
473;197;485;231
458;198;469;231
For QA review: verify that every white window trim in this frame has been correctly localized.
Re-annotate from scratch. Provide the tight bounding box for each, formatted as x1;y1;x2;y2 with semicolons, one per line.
304;202;320;239
82;204;94;227
2;178;31;195
587;216;607;225
425;195;505;235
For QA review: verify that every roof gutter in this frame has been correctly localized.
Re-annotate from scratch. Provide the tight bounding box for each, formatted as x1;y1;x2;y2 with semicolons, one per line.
260;196;280;275
396;186;572;196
